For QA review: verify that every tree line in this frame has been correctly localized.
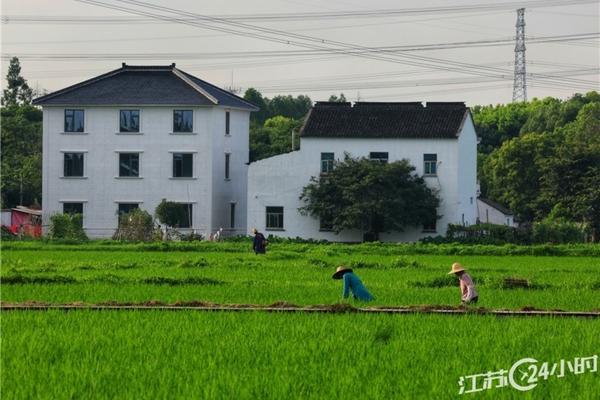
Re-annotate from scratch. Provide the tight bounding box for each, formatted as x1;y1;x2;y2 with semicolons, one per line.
1;57;598;240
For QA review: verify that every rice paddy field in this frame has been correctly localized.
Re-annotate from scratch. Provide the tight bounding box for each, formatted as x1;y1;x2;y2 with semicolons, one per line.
2;241;599;399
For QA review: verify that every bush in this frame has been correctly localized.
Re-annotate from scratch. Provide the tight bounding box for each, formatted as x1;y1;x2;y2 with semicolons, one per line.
49;213;87;241
532;218;586;244
112;209;156;242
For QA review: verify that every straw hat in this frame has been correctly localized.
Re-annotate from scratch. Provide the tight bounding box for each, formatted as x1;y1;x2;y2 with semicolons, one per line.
447;262;466;275
251;228;257;234
332;266;353;280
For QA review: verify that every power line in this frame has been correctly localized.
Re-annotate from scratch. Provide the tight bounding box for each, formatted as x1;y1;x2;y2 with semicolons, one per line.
72;0;598;91
3;0;597;24
5;33;597;60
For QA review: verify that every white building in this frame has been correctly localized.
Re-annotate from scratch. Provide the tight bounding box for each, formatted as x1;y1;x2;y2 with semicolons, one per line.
34;63;257;238
477;197;517;227
248;101;478;242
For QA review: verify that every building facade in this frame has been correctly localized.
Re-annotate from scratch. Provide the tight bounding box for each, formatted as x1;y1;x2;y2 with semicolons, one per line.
248;102;478;242
477;197;517;227
34;63;257;238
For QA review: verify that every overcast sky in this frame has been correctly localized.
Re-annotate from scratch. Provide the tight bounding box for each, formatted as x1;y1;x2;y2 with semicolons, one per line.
2;0;599;106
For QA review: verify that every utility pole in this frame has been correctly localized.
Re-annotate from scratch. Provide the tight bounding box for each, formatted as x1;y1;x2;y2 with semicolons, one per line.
512;8;527;102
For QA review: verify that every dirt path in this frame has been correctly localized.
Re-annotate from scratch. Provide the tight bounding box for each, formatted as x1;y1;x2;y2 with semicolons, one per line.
1;301;599;317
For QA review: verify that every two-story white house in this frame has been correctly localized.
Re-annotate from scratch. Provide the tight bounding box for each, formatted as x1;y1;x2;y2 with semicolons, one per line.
33;63;257;238
247;101;478;242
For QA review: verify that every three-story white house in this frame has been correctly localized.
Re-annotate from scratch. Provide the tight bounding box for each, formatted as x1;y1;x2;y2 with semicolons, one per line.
34;63;258;238
247;101;478;242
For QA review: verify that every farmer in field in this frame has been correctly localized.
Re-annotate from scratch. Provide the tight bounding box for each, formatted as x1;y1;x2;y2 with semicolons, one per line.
448;262;479;304
332;266;374;302
252;228;267;254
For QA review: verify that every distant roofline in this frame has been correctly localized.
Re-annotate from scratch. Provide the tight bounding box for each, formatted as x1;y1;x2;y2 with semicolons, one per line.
478;197;513;215
32;63;258;111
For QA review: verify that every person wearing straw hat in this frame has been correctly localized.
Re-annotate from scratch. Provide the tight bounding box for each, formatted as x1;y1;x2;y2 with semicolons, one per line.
448;262;479;304
332;266;374;302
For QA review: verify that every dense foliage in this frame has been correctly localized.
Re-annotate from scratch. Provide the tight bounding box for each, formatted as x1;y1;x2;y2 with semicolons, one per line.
48;213;88;241
475;93;600;240
300;155;440;241
112;209;156;242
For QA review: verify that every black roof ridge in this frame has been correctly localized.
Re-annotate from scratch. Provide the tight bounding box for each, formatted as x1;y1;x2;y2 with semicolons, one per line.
177;70;259;110
32;66;126;105
33;63;259;110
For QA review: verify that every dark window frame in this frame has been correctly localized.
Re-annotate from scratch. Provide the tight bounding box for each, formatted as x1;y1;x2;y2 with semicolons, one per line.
172;153;194;178
225;153;231;180
173;203;193;228
230;203;236;229
173;110;193;133
320;152;334;174
225;111;231;135
422;216;437;233
319;215;334;231
64;109;85;133
63;152;85;177
424;154;438;176
266;206;284;230
63;202;83;215
118;153;140;177
119;110;140;133
369;152;389;163
117;203;139;221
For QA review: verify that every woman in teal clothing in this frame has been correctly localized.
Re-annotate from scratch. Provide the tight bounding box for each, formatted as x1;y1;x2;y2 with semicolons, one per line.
332;266;374;301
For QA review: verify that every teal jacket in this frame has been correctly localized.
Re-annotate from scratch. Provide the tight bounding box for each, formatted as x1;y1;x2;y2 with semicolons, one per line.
342;272;374;301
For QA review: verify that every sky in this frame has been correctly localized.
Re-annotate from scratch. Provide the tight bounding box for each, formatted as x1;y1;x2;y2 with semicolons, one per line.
1;0;599;106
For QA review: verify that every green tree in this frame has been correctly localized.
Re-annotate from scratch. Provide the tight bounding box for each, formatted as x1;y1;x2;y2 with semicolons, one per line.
243;87;269;125
328;93;347;102
299;155;440;241
1;57;33;106
540;102;600;241
267;94;312;120
483;132;557;222
250;116;302;161
1;105;43;207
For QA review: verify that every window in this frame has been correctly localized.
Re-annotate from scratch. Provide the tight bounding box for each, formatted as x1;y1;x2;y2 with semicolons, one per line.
225;111;230;135
119;110;140;132
119;153;139;177
321;152;334;174
64;153;84;177
118;203;139;219
172;203;193;228
173;110;193;133
230;203;236;229
266;206;284;230
423;217;437;233
369;152;388;163
225;153;231;180
64;109;84;132
319;215;334;231
172;153;193;178
424;154;437;175
63;202;83;215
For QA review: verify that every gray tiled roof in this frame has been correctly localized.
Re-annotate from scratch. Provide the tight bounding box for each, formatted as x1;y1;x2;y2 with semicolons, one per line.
300;101;469;139
33;64;258;110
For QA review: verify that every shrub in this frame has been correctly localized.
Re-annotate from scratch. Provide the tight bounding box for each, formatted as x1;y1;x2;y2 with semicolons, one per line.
112;209;156;242
532;218;586;244
49;213;87;241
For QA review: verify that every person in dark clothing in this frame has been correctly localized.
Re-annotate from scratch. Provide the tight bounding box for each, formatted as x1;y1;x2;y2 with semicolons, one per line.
252;228;267;254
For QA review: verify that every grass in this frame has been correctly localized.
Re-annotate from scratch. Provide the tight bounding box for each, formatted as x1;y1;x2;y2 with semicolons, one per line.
2;310;599;399
1;241;599;398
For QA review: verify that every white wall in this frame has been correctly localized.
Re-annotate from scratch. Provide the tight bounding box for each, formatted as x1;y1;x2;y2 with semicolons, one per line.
248;125;478;242
456;113;479;226
42;105;230;238
210;108;250;237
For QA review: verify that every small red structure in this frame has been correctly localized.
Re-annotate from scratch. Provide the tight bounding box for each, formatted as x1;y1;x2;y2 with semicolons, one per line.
6;206;42;238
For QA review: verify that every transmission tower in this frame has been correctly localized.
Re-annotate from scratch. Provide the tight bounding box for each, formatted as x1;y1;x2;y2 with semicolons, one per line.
512;8;527;102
